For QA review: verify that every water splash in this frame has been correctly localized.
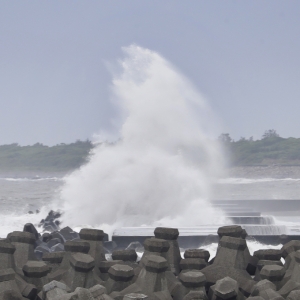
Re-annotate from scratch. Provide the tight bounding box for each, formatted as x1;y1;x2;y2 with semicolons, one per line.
60;45;226;233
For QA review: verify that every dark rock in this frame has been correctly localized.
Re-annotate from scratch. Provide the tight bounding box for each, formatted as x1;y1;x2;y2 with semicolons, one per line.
41;233;52;243
50;243;64;252
104;240;118;252
126;241;144;252
23;223;39;240
47;237;62;248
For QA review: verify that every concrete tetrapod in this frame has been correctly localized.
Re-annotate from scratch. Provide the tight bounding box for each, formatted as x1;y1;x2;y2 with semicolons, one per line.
48;240;90;282
0;268;23;300
209;276;243;300
22;261;50;292
184;249;210;262
0;240;16;271
79;228;106;278
260;265;285;290
172;271;206;300
120;255;172;300
105;264;135;295
7;231;36;271
62;252;95;292
139;238;170;270
200;236;255;297
154;227;181;275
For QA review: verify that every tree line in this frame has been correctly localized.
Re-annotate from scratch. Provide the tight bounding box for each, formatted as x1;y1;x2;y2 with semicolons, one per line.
219;130;300;166
0;140;94;172
0;130;299;172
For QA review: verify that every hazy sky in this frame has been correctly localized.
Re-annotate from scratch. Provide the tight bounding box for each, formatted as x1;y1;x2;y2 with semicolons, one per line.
1;1;300;145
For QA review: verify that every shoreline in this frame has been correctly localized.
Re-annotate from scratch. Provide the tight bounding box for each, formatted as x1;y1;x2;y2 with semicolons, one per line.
226;165;300;179
1;165;300;179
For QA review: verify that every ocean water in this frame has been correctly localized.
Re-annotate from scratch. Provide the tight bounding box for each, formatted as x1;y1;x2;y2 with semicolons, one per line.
0;173;299;240
1;46;299;254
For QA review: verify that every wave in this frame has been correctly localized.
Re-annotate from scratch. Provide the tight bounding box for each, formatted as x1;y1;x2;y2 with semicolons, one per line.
218;177;300;184
1;177;63;182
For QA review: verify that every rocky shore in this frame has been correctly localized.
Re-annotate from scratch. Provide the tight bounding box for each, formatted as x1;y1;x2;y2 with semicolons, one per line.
1;216;300;299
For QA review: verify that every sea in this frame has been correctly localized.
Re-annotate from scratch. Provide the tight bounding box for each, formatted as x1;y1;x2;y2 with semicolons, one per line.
0;170;299;258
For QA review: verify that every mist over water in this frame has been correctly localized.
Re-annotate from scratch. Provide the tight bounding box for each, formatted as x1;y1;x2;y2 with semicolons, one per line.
60;45;226;233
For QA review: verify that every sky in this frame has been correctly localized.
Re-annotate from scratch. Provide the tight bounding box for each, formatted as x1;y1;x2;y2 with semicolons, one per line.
1;1;300;145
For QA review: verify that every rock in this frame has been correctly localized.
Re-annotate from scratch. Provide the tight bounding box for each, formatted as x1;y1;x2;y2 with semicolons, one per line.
23;223;39;240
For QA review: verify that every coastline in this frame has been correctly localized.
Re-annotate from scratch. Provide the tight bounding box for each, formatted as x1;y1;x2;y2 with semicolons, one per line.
226;165;300;179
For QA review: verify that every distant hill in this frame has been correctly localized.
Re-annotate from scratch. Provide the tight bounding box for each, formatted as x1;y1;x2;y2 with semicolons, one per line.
219;130;300;166
0;140;94;172
0;130;299;172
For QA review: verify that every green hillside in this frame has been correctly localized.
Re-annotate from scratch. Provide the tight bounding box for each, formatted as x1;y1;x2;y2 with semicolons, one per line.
219;130;300;166
0;140;94;171
0;130;299;172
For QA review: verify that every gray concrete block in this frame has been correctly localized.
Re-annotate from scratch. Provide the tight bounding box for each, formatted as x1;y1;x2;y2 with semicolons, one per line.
260;265;285;289
42;280;68;300
179;258;207;271
105;264;135;294
287;290;300;300
79;228;107;279
217;225;244;239
213;277;238;300
282;240;300;259
251;279;276;297
184;249;210;262
144;255;168;273
254;249;282;261
179;271;206;289
98;261;123;281
123;293;148;300
0;240;16;271
154;228;181;276
62;253;95;292
183;291;208;300
64;240;90;254
154;228;179;241
80;229;105;241
22;261;50;291
144;239;169;253
70;253;95;272
112;250;137;262
7;231;36;270
108;265;134;282
89;284;107;297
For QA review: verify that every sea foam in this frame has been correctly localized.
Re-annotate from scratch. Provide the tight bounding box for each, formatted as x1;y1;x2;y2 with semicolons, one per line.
59;45;226;234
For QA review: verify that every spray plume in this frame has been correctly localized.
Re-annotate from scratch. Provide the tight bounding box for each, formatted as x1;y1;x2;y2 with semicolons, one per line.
60;45;226;233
